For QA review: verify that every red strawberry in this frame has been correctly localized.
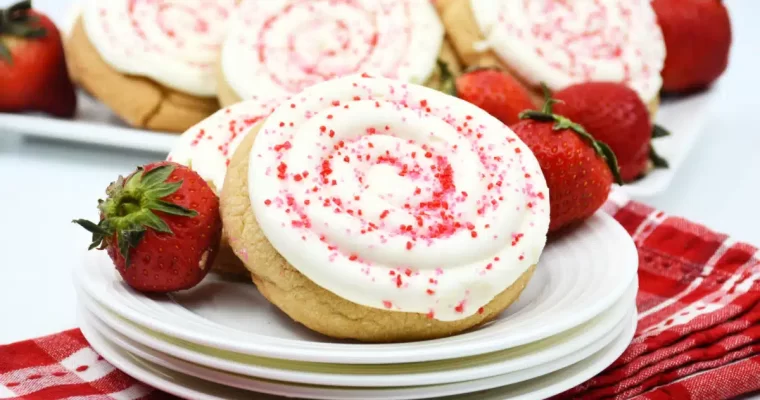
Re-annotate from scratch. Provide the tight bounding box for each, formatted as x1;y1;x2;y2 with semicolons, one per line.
74;162;222;293
510;88;621;233
652;0;732;93
553;82;669;182
0;0;77;117
454;67;536;126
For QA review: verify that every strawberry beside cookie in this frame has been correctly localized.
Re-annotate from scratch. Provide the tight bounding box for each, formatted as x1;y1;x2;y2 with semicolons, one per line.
511;88;621;233
553;82;669;183
74;162;222;293
453;67;536;126
0;0;77;118
652;0;732;93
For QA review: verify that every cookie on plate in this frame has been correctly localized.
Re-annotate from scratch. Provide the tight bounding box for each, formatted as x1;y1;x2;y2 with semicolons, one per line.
437;0;666;117
167;100;279;279
65;0;239;132
216;0;461;108
220;74;550;342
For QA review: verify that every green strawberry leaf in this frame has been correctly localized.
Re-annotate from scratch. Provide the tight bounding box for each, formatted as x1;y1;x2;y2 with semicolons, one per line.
143;181;182;199
141;165;175;188
72;219;108;235
117;227;145;267
149;200;198;217
652;124;670;138
137;210;173;234
650;144;669;168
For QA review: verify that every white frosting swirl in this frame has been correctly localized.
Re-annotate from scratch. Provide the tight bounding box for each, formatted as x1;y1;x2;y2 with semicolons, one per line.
248;75;550;321
167;100;278;191
470;0;666;102
81;0;238;97
221;0;444;100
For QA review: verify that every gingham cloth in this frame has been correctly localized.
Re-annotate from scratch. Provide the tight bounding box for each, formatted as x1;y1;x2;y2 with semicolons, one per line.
1;192;759;400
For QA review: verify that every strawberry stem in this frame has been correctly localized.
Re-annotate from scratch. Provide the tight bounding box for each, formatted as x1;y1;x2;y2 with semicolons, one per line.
73;164;198;267
436;59;457;97
0;0;47;64
518;82;623;185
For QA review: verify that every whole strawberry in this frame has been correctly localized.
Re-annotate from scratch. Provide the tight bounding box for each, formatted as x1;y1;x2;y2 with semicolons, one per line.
454;67;536;126
652;0;732;93
74;162;222;293
511;88;621;233
0;0;77;117
553;82;669;182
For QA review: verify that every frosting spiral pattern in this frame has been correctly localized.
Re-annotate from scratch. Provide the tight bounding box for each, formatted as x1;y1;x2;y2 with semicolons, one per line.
470;0;665;102
168;100;279;190
221;0;444;101
248;75;550;321
82;0;238;96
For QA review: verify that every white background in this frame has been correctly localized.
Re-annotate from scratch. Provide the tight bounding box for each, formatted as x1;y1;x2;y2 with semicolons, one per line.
0;0;758;396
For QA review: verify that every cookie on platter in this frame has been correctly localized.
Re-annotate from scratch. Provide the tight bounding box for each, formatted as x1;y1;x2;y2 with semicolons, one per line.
216;0;461;108
65;0;239;132
167;100;280;278
220;74;550;342
437;0;666;117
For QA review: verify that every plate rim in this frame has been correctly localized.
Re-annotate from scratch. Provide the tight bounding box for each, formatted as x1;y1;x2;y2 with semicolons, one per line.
78;306;637;400
73;211;638;364
75;277;637;387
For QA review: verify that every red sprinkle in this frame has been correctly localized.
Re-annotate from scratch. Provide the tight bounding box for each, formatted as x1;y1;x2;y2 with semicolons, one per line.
264;199;272;206
454;302;465;313
382;301;392;309
426;289;435;295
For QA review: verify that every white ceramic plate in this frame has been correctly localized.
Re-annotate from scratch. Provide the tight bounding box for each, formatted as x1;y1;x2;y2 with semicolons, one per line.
74;211;638;364
79;306;636;400
77;276;636;387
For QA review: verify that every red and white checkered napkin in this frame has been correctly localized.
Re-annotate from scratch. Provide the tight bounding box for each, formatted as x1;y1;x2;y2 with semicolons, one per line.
2;193;759;400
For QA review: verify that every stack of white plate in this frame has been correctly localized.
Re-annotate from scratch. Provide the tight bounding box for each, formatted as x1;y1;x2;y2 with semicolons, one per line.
72;212;639;400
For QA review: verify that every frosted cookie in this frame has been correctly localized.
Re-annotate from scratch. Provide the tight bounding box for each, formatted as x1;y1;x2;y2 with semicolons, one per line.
168;100;278;278
65;0;238;132
437;0;666;116
217;0;460;108
220;74;550;342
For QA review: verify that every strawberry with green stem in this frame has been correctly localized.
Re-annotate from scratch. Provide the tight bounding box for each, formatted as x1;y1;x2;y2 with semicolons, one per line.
511;85;621;232
74;162;222;293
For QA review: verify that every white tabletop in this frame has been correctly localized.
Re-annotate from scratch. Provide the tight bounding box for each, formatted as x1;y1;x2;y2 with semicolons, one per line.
0;0;759;396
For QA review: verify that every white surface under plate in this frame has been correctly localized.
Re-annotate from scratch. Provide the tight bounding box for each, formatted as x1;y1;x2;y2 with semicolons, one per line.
77;276;636;387
79;306;637;400
73;211;638;364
